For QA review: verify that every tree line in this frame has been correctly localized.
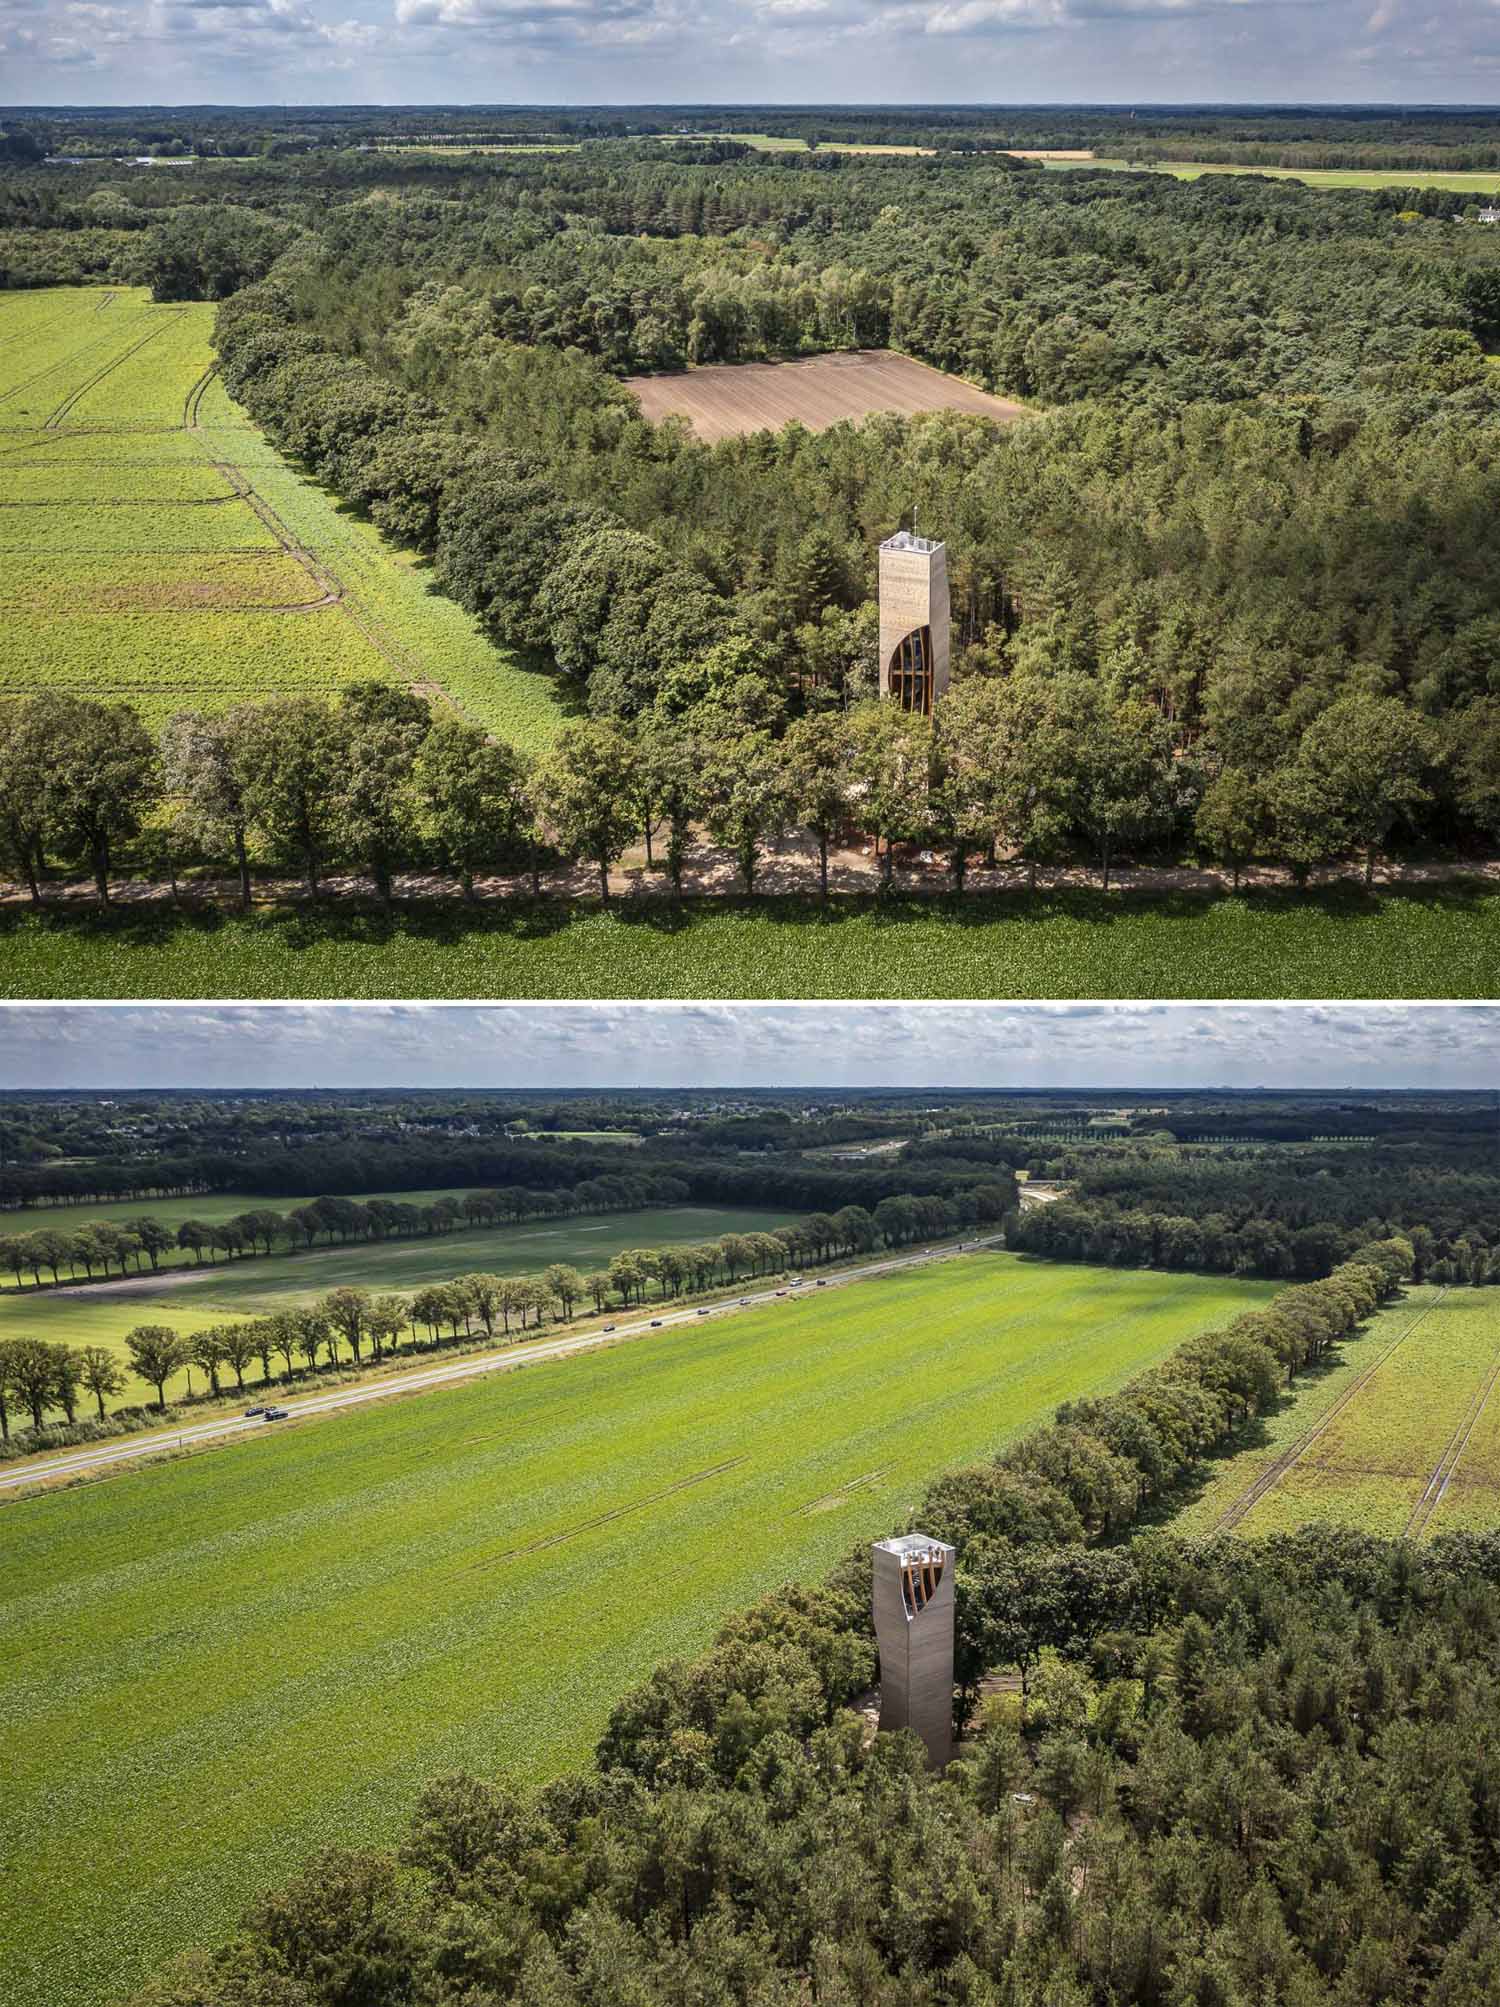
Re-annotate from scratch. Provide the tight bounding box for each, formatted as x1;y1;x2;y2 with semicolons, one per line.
0;1173;692;1292
1008;1143;1500;1281
0;1183;1011;1449
0;672;1477;912
132;1242;1448;2007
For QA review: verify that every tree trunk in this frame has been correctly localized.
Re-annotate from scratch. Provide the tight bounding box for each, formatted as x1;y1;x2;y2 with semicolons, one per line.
597;857;610;905
644;809;654;869
234;827;251;911
1232;862;1241;893
21;848;41;906
951;846;967;894
93;842;110;906
94;1389;105;1421
1365;845;1376;887
1100;837;1112;893
818;831;829;900
305;842;320;901
881;838;893;888
461;867;476;904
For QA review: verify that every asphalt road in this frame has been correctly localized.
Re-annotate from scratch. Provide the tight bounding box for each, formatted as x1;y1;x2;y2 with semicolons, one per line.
1;1233;1004;1495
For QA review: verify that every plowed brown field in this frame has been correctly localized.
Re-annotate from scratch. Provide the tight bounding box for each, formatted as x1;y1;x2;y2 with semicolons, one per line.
626;348;1028;441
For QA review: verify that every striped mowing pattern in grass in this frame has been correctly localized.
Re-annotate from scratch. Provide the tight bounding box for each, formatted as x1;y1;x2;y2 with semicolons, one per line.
0;286;565;750
0;1252;1271;2007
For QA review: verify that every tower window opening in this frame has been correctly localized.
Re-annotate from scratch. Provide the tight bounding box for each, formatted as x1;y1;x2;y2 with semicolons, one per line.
889;625;934;714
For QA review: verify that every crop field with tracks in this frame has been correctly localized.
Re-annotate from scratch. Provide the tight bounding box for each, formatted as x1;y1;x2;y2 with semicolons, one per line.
0;1202;791;1403
1177;1287;1500;1541
0;286;563;747
0;1250;1268;2007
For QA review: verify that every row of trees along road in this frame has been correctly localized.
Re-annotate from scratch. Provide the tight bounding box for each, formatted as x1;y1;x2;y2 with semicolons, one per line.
0;672;1466;908
0;1174;692;1289
0;1186;1008;1437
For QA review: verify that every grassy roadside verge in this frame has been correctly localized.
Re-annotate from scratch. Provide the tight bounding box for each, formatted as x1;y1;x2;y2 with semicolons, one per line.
2;881;1497;999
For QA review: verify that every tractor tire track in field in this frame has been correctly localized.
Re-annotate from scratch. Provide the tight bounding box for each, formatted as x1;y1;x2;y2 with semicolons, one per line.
1211;1288;1452;1535
1404;1329;1500;1539
0;318;155;409
46;310;186;427
182;361;217;429
454;1455;750;1575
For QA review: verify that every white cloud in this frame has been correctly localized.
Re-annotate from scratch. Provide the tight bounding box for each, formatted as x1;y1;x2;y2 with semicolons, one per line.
0;1004;1494;1092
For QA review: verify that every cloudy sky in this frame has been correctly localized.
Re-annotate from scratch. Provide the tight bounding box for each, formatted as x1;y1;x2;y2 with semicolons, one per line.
5;0;1499;107
0;1004;1493;1090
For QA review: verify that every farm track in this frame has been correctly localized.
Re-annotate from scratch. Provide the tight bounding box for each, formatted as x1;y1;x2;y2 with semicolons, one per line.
182;361;217;428
1210;1289;1452;1534
0;304;87;350
1404;1332;1500;1538
454;1455;750;1576
46;311;186;427
0;318;154;409
211;458;346;609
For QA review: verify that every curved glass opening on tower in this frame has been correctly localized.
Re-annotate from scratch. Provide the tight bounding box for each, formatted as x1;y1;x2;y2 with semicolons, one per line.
888;624;933;714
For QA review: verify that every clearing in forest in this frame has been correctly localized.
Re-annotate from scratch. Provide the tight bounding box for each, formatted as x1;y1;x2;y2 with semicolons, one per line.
0;1250;1267;2007
0;1201;792;1403
0;285;562;748
1177;1286;1500;1541
626;348;1027;442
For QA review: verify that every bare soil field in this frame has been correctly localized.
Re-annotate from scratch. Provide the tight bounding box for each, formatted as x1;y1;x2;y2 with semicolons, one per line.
625;349;1027;442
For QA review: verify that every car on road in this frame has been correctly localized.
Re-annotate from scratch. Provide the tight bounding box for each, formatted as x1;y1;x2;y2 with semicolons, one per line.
816;1279;827;1287
739;1297;750;1305
603;1323;616;1332
244;1406;266;1418
697;1307;710;1315
263;1407;290;1421
650;1319;662;1327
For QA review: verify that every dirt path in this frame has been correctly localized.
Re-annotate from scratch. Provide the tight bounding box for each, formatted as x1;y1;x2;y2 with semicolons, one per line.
5;842;1497;912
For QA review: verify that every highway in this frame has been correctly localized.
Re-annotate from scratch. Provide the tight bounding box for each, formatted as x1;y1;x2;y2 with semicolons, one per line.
0;1232;1004;1495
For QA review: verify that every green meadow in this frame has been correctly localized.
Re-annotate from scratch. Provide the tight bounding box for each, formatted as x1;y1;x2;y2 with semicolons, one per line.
0;1251;1269;2007
0;1203;791;1402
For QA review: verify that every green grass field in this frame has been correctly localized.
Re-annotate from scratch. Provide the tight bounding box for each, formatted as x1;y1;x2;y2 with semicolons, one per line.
1175;1288;1500;1541
0;285;563;748
3;880;1496;1000
0;1251;1267;2007
1042;158;1500;193
0;1203;791;1404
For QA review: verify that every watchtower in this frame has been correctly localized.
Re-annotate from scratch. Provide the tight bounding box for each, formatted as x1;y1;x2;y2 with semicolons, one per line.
878;532;950;714
871;1532;956;1768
